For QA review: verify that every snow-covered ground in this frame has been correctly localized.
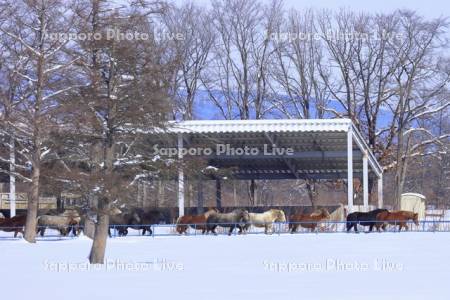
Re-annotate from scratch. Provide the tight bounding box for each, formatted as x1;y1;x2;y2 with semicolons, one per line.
1;232;449;300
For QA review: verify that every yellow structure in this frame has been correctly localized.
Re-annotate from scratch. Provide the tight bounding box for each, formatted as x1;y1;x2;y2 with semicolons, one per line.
0;193;57;210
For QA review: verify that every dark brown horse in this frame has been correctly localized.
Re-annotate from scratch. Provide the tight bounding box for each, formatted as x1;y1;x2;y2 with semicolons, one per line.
289;208;330;233
0;215;26;237
206;209;250;235
176;208;218;234
376;210;419;231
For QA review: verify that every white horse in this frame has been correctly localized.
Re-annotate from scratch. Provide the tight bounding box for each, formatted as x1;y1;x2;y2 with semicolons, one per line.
246;209;286;234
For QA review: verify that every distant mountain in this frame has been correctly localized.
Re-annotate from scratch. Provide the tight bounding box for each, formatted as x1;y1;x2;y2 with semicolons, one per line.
188;89;393;129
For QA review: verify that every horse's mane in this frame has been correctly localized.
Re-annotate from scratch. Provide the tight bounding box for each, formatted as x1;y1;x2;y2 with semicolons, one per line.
311;208;330;217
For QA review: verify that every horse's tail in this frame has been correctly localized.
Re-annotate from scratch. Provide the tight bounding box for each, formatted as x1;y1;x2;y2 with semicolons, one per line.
174;216;183;234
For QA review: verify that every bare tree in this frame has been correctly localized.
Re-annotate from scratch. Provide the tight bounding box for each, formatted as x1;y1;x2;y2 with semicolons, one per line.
203;0;277;120
270;8;331;119
314;9;450;207
164;2;215;120
0;20;31;217
64;0;173;263
0;0;82;242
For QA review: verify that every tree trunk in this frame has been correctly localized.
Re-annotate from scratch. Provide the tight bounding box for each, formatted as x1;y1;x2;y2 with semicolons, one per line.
89;213;109;264
89;198;109;264
9;134;16;217
24;162;40;243
215;179;222;209
394;123;407;209
306;179;317;209
143;181;148;208
250;179;257;206
157;180;164;207
197;179;204;214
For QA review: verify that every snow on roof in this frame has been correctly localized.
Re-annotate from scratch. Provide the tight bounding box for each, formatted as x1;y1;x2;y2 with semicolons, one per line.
169;118;352;134
402;193;426;199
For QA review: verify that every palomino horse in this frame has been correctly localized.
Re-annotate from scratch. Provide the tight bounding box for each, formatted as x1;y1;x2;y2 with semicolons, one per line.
0;215;26;237
289;208;330;233
244;209;286;234
376;210;419;231
206;208;250;235
37;210;81;236
176;208;218;234
346;209;388;232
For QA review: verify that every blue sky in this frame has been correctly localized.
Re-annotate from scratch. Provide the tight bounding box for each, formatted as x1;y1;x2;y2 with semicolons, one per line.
180;0;450;18
282;0;450;18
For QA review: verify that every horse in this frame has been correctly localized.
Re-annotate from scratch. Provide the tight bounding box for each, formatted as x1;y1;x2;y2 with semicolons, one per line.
60;210;83;236
108;210;142;237
244;209;286;234
132;208;166;235
289;208;330;233
0;215;26;237
37;210;81;236
176;208;218;234
376;210;419;231
346;208;388;232
206;208;250;235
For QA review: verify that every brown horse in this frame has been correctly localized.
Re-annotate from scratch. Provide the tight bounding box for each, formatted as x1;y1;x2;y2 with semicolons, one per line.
0;215;26;237
176;208;218;234
376;210;419;231
289;208;330;233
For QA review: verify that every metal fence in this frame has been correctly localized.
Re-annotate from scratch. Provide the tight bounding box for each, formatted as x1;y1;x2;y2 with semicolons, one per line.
134;220;450;237
1;220;450;240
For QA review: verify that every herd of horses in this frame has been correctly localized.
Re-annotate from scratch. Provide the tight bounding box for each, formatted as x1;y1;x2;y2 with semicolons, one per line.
0;207;165;238
346;209;419;232
175;207;419;235
0;206;420;238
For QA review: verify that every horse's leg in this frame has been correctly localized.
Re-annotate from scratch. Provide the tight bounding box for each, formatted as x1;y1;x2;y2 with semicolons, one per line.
347;222;353;232
291;224;297;234
369;224;374;232
228;226;234;236
40;227;45;237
